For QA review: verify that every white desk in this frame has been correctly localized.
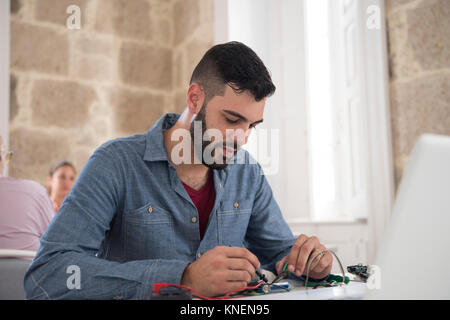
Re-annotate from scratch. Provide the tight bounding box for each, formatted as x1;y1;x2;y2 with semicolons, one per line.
235;278;367;300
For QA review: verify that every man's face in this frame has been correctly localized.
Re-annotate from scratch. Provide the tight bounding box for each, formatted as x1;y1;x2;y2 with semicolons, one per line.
190;85;266;170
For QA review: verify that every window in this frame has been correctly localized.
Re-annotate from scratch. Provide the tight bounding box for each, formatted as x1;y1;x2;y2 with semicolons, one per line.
305;0;371;221
215;0;393;239
305;0;337;220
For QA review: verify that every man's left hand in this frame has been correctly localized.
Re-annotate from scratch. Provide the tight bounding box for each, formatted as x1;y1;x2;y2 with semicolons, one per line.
276;234;333;280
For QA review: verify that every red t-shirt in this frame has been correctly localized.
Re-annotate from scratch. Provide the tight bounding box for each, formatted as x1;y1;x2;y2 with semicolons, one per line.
181;171;216;240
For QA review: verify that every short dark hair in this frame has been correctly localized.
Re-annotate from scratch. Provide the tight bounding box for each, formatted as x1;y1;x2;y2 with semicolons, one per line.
49;160;77;177
190;41;276;103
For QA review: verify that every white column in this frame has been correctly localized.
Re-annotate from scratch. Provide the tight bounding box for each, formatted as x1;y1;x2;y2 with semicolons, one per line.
0;1;11;176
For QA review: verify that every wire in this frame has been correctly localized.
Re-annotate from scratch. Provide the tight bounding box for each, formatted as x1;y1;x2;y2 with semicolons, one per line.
156;250;346;299
154;281;265;300
266;282;291;292
304;249;346;290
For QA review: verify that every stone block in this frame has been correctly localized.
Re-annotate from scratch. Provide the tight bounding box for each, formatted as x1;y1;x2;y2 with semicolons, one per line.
119;42;172;90
173;50;185;89
149;0;172;19
390;73;450;158
95;0;152;41
34;0;88;27
11;21;69;75
173;0;200;45
173;90;187;114
185;40;211;81
74;55;114;82
108;88;165;135
153;18;172;47
72;146;94;174
386;11;421;80
386;0;420;11
406;0;450;72
75;34;115;57
30;79;97;128
8;125;72;185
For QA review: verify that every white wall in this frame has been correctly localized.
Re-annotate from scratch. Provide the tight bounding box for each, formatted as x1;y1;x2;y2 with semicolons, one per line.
0;1;10;176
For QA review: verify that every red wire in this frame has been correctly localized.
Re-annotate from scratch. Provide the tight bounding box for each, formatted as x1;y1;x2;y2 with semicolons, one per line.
157;281;265;300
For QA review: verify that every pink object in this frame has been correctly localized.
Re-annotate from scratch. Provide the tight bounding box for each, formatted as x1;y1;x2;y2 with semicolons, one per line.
0;177;55;252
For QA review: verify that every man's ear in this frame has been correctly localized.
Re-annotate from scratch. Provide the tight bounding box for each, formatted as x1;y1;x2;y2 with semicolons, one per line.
186;83;205;114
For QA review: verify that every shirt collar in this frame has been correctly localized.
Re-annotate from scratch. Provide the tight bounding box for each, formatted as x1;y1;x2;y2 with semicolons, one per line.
143;113;181;162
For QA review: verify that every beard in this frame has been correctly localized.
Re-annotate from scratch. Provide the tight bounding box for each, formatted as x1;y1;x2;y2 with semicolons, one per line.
189;102;238;170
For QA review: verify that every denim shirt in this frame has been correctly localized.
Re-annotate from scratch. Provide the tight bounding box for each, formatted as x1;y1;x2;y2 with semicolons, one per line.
24;113;298;300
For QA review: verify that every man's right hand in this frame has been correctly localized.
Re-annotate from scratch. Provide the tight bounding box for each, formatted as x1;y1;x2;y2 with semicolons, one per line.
180;246;261;297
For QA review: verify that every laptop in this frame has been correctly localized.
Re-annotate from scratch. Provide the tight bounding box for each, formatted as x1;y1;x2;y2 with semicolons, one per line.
365;134;450;299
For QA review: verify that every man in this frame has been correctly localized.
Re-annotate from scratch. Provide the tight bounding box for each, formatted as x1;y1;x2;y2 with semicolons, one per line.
24;42;332;299
0;136;55;252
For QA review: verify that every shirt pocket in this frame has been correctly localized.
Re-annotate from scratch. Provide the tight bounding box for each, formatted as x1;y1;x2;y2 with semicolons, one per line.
123;202;175;260
217;198;253;246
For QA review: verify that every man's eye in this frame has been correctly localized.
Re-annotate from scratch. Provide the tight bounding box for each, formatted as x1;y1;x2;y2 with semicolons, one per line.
225;118;239;124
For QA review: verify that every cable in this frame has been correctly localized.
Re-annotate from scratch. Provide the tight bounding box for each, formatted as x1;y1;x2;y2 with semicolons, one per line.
153;281;265;300
304;249;346;290
267;282;291;292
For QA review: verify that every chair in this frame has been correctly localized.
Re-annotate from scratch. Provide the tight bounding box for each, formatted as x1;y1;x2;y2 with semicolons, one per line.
0;249;36;300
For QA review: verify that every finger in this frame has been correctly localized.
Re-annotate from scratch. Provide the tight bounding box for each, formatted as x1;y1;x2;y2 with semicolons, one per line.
287;234;309;273
276;256;288;275
308;248;326;273
312;251;333;274
295;237;320;276
226;258;256;279
224;247;260;269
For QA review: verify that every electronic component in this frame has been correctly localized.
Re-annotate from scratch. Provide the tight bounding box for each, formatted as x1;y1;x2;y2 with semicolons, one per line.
240;281;293;296
347;264;369;281
256;281;293;294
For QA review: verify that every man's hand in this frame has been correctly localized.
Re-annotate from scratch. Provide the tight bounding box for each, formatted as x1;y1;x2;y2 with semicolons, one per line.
276;234;333;280
181;246;261;297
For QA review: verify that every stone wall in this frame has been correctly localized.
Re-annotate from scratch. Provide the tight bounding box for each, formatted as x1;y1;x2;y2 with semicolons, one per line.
386;0;450;186
11;0;448;190
9;0;214;185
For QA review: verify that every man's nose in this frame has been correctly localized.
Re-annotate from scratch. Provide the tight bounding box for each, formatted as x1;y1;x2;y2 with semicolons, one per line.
227;131;248;147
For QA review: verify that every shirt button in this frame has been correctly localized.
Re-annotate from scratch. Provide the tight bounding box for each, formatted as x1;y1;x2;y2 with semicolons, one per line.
191;217;197;223
197;253;202;259
148;206;153;214
234;202;239;208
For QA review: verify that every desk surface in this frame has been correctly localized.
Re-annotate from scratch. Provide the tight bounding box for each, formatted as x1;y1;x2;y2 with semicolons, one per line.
235;279;367;300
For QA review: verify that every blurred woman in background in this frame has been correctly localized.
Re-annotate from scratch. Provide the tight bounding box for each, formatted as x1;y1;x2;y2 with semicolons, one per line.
47;161;77;213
